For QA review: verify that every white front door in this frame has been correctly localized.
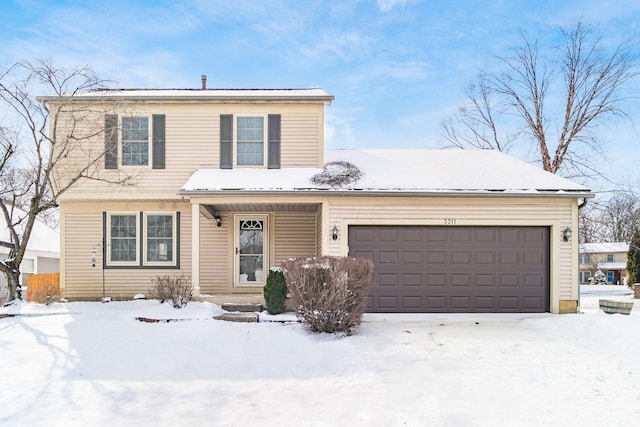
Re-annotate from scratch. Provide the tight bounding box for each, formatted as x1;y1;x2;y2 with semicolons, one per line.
234;214;268;286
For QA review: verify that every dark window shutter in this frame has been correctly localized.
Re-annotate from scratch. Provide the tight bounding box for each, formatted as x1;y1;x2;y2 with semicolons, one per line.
268;114;281;169
152;114;166;169
220;114;233;169
104;114;118;169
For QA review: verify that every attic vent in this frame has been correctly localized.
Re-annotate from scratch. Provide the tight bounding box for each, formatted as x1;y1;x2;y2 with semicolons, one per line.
311;161;363;188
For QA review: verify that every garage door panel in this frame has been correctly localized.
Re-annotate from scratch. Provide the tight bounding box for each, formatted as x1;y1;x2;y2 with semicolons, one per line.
451;251;472;264
426;273;447;286
476;274;496;286
402;273;423;286
378;273;398;286
379;251;398;264
427;251;447;263
349;225;549;313
403;251;422;263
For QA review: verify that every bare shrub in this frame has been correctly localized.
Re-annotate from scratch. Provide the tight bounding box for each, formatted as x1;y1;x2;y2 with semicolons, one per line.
311;161;363;187
281;256;373;334
148;274;193;308
31;282;61;305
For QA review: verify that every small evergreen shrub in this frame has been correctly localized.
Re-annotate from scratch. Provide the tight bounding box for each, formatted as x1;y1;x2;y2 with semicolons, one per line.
628;229;640;288
149;274;193;308
282;256;374;334
264;267;287;314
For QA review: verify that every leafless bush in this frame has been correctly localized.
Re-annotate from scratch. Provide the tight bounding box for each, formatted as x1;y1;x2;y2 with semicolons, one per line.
148;274;193;308
282;256;373;334
31;282;61;305
311;161;363;187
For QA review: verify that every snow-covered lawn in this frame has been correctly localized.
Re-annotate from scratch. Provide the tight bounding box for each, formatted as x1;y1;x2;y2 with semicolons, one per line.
1;285;639;426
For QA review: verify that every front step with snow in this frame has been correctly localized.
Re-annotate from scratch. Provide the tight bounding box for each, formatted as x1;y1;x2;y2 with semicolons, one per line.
213;302;262;322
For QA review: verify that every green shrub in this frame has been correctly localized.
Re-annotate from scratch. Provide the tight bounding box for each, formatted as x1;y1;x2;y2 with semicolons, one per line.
263;267;287;314
628;229;640;288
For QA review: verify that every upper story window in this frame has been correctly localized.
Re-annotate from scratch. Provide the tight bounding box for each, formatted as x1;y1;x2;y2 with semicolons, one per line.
579;254;591;264
105;114;165;170
122;117;149;166
237;117;265;166
607;254;614;262
220;114;280;169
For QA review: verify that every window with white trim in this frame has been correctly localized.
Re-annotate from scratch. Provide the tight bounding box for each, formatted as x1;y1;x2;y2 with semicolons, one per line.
107;213;140;266
122;117;149;166
105;211;179;268
237;116;265;166
143;212;177;266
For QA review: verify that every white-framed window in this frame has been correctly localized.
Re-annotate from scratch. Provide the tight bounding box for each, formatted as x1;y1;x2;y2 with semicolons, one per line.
121;116;150;166
607;254;614;262
236;116;265;166
107;212;140;266
143;212;177;267
105;211;179;268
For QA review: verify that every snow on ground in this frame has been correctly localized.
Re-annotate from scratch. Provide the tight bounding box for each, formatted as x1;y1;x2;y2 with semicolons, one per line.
1;286;639;426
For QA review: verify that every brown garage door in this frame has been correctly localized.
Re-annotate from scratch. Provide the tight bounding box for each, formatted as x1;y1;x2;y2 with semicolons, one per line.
348;226;549;313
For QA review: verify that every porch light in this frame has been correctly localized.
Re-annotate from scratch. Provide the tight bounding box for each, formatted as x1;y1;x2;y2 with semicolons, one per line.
562;227;572;242
331;225;339;241
215;216;222;227
91;248;97;267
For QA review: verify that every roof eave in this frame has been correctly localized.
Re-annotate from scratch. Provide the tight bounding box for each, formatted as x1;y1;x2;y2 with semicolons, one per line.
37;94;335;105
177;188;594;199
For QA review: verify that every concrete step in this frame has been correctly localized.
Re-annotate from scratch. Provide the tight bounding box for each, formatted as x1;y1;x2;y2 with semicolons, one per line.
221;302;263;313
213;312;259;323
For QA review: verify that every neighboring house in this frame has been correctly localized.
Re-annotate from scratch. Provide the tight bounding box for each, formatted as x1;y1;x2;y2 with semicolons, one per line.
41;86;593;314
578;242;629;285
0;210;60;297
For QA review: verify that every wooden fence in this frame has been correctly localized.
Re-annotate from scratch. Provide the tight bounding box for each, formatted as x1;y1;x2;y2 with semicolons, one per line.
27;273;60;303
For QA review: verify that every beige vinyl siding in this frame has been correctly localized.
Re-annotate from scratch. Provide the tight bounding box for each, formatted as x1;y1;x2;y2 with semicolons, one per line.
198;212;230;295
325;196;577;308
61;201;192;300
281;115;321;167
37;257;60;273
56;103;324;202
273;212;317;264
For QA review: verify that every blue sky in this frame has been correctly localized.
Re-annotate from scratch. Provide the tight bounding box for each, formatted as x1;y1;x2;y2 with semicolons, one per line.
2;0;639;191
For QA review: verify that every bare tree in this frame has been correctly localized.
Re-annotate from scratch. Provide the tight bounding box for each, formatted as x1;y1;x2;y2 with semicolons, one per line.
441;22;638;178
0;59;132;301
578;192;640;242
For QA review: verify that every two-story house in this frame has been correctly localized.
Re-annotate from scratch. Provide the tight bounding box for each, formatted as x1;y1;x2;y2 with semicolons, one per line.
579;242;629;285
40;85;593;313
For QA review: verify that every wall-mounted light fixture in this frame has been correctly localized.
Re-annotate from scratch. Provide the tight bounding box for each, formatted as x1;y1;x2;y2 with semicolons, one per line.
562;227;572;242
215;216;222;227
91;248;97;268
331;225;339;241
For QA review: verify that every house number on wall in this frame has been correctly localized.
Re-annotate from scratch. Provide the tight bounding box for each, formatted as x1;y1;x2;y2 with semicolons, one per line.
443;218;457;225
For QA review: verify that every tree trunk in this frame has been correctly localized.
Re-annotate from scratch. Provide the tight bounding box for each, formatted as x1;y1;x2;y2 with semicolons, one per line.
4;265;22;301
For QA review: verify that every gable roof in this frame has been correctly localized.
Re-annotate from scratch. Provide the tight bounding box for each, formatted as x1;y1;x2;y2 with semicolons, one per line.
179;149;592;198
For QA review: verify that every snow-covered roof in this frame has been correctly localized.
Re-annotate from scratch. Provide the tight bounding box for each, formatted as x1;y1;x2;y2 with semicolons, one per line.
179;149;592;197
580;242;629;254
38;88;334;104
597;261;627;270
0;209;59;255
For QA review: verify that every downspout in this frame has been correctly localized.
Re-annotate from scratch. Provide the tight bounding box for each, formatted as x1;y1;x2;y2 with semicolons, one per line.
576;198;588;311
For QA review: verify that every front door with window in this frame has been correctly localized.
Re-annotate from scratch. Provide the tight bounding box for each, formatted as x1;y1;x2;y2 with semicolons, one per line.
234;215;268;286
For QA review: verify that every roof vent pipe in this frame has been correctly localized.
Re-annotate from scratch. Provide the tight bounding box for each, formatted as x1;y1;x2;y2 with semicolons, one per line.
201;74;207;90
